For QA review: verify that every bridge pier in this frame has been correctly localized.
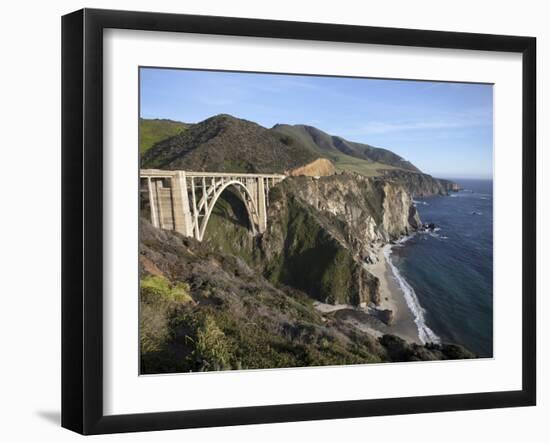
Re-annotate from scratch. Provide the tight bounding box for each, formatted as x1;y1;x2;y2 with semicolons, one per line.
140;169;285;241
171;172;194;237
146;177;159;229
257;177;267;233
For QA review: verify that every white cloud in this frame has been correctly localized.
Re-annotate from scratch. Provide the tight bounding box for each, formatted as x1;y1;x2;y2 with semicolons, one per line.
357;108;492;136
360;120;463;135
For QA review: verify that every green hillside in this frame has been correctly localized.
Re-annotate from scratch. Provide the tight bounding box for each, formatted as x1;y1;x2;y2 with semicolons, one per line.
140;114;319;173
140;115;407;177
330;152;399;177
272;124;418;176
139;118;189;154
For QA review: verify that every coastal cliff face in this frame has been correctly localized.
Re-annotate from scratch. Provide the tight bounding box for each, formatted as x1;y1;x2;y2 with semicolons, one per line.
381;169;461;197
259;174;420;306
268;174;420;258
202;173;420;307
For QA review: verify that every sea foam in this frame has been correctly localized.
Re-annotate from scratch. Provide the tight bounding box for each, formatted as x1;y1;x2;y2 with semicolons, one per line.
383;239;440;344
413;200;429;206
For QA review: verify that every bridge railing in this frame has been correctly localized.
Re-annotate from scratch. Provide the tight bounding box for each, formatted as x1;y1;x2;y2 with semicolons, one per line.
140;169;286;180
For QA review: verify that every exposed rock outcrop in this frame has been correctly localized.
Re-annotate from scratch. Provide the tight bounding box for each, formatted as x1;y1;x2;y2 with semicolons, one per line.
268;173;420;260
380;169;461;197
201;173;420;307
287;158;336;177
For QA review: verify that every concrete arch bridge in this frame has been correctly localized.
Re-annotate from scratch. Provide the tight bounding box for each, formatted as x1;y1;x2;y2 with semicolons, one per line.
140;169;286;241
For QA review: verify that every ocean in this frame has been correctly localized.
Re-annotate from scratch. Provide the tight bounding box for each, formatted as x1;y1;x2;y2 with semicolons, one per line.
387;179;493;357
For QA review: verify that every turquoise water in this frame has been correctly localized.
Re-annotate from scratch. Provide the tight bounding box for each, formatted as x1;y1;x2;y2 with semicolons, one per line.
389;179;493;357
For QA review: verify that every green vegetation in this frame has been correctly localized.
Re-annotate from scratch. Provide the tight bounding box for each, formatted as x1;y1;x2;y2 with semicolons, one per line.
200;177;379;306
275;123;401;176
139;274;194;372
264;195;357;304
145;301;384;373
184;313;233;371
202;182;364;305
141;274;193;304
272;123;420;174
137;114;471;373
138;265;383;373
140;114;319;172
202;188;257;264
331;152;399;177
139;184;475;374
139;118;188;154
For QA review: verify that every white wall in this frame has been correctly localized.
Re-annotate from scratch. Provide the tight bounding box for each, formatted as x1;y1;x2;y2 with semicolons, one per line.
0;0;546;441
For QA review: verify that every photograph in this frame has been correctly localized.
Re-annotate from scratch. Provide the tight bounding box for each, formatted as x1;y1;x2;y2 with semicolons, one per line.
0;1;543;439
138;67;494;374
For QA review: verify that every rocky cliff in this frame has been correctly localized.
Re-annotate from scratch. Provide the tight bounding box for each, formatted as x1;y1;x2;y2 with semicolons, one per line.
267;174;420;260
380;169;461;197
262;174;420;305
201;173;420;307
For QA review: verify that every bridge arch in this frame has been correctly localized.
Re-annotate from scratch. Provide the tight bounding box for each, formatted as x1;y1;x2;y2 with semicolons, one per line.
198;180;259;241
140;169;285;241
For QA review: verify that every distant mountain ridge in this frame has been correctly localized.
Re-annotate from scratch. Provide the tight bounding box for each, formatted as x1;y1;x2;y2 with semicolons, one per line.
140;114;459;196
272;124;421;173
141;114;320;173
140;114;417;176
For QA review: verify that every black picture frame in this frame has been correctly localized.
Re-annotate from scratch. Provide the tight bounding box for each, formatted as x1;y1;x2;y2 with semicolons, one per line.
61;8;536;435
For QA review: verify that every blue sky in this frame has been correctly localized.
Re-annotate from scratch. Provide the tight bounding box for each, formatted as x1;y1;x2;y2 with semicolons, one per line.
140;68;493;179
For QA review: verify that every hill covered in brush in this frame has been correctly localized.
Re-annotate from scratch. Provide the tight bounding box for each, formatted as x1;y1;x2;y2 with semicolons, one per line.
272;123;459;195
140;114;320;174
272;123;421;175
140;114;459;196
139;118;189;153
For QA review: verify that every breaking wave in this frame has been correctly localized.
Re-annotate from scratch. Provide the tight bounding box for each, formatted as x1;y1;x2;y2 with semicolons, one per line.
413;200;429;206
383;240;440;344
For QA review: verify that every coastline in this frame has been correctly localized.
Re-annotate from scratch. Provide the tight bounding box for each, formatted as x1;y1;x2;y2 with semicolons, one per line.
313;242;422;345
368;244;421;344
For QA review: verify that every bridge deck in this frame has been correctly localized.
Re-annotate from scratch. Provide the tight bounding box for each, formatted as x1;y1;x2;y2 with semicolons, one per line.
140;168;286;179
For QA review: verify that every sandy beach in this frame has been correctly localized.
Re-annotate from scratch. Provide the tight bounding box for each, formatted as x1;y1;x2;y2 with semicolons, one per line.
367;245;421;344
313;244;421;344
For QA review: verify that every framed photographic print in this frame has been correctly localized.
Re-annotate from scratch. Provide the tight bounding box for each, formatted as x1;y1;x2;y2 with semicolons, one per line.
61;8;536;435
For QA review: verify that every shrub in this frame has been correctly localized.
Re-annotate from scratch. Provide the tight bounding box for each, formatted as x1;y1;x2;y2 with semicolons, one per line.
140;301;169;354
191;315;232;371
171;282;194;304
140;275;193;304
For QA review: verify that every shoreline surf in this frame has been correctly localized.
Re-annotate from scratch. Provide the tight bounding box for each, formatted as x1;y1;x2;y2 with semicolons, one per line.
364;243;423;344
315;181;493;352
382;237;440;344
